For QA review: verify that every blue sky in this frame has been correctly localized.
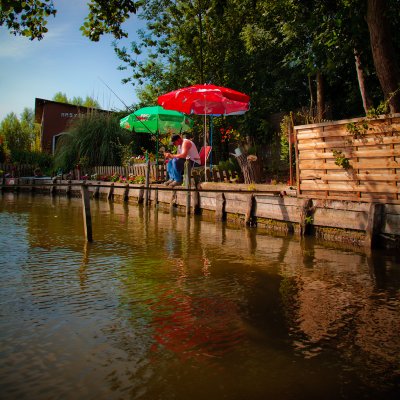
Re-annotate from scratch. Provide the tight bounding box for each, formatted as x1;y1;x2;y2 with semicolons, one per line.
0;0;145;121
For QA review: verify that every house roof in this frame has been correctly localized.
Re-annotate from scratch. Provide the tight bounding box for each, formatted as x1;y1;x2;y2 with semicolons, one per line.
34;98;107;123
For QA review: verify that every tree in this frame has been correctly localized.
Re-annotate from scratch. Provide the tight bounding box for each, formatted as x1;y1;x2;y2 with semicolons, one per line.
82;96;101;109
52;92;68;103
0;0;140;41
0;0;56;40
0;112;32;154
367;0;400;112
52;93;101;108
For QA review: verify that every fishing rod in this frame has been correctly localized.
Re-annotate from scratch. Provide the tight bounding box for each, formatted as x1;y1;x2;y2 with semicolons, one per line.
97;76;131;110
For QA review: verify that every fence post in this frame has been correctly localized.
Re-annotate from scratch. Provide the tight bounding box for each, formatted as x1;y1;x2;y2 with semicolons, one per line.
81;184;93;242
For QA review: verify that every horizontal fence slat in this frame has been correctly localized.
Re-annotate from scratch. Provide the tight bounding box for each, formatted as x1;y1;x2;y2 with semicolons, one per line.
299;148;400;160
300;182;400;193
295;115;400;203
297;135;400;150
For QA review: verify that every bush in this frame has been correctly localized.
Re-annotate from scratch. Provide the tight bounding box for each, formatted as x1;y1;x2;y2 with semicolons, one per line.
54;112;132;172
10;149;53;173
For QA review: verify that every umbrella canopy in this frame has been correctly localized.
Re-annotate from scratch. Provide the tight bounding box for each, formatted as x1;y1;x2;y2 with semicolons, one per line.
120;105;193;134
157;84;250;179
157;84;250;116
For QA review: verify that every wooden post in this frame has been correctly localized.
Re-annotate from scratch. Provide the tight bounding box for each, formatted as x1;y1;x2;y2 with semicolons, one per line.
299;198;314;236
170;190;177;211
365;203;384;248
145;160;150;205
154;187;159;207
94;182;100;199
245;194;255;226
123;183;129;202
138;185;144;204
288;120;293;186
107;182;114;201
215;192;226;221
192;183;201;214
81;184;93;242
51;176;57;197
66;180;72;197
184;159;191;215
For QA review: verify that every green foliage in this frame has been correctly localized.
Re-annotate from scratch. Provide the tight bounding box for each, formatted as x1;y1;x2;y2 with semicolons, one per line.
10;149;53;171
0;0;56;40
0;135;10;163
0;0;139;41
218;157;240;174
53;112;132;172
52;92;68;103
80;0;139;41
0;112;33;154
346;121;369;139
52;93;101;108
332;149;351;170
279;114;292;162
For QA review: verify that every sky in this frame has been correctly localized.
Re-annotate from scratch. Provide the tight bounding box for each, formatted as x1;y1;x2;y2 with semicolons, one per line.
0;0;145;121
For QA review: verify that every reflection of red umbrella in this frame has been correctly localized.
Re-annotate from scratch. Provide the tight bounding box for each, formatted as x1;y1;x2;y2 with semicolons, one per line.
157;84;250;178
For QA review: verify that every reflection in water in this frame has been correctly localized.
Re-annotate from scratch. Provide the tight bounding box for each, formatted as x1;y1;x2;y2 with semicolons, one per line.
0;193;399;400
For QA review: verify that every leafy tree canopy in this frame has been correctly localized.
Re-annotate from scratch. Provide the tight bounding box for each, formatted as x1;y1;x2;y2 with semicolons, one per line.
52;92;101;108
0;0;140;41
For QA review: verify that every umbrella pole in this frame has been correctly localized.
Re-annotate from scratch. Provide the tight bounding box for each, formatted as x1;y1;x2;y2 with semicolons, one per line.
204;113;207;182
210;116;213;171
156;131;159;164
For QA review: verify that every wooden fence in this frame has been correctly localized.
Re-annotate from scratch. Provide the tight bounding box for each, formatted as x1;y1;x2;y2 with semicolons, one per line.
294;113;400;203
93;163;167;181
0;163;35;177
92;163;242;183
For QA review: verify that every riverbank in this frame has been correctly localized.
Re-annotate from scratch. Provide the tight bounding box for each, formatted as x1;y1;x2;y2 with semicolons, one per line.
2;178;400;250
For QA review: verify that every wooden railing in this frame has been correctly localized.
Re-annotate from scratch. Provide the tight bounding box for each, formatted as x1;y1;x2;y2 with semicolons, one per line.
92;163;242;183
0;163;35;177
0;162;242;183
92;163;167;181
294;113;400;203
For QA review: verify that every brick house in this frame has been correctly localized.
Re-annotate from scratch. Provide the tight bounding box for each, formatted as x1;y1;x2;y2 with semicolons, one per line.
34;98;108;153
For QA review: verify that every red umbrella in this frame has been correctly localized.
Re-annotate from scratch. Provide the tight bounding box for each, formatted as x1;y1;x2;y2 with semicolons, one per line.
157;83;250;116
157;84;250;179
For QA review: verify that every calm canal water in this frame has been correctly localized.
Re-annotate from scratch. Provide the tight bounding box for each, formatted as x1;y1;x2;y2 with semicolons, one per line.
0;193;399;400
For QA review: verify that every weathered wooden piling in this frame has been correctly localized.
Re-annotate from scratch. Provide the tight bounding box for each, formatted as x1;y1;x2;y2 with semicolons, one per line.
215;193;226;221
145;160;150;205
245;194;256;226
80;184;93;242
184;159;191;215
365;203;384;248
107;182;114;201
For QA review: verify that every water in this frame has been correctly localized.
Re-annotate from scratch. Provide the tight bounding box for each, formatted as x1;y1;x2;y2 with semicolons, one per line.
0;193;399;400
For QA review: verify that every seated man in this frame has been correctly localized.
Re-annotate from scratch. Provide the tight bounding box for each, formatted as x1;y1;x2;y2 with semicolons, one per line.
164;134;200;187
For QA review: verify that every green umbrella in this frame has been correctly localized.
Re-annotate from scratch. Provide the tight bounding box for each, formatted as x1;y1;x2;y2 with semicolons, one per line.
120;106;193;162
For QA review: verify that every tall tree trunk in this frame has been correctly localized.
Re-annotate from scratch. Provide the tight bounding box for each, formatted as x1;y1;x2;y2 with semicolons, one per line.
354;48;374;114
308;74;315;118
316;71;325;121
367;0;400;113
